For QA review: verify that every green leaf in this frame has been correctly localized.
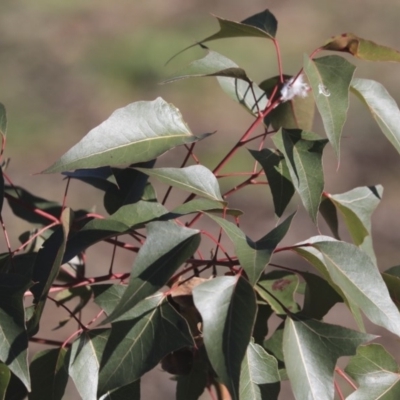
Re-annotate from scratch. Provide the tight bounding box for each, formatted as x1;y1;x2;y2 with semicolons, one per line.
351;78;400;154
293;237;365;331
327;185;383;262
217;74;268;116
272;129;327;223
0;363;11;400
42;98;211;173
263;323;284;362
283;318;374;400
239;340;280;400
256;271;300;315
63;200;167;263
103;161;155;214
303;55;355;157
168;9;277;63
259;75;315;131
92;284;126;316
207;213;294;285
164;49;251;83
253;304;273;346
136;165;223;201
104;221;200;323
319;197;340;239
69;329;110;400
99;381;140;400
4;186;62;226
193;276;257;400
4;372;28;400
27;209;71;336
345;344;400;400
0;275;31;391
382;266;400;310
63;166;116;192
302;239;400;336
249;148;295;218
166;198;242;218
301;272;342;319
29;348;69;400
98;294;193;395
323;33;400;62
176;355;208;400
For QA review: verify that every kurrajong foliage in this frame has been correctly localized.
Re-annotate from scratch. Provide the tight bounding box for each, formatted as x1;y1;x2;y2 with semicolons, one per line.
2;8;400;400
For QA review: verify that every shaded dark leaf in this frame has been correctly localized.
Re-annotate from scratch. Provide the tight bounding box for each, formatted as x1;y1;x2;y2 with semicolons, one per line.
193;276;257;400
103;221;200;323
29;348;69;400
249;148;295;218
98;294;193;395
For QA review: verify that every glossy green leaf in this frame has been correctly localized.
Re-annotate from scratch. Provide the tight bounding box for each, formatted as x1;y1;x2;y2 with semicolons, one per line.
92;284;126;316
207;213;294;285
164;49;251;83
323;33;400;62
327;185;383;263
351;78;400;154
193;276;257;400
249;148;295;218
346;344;400;400
283;318;374;400
256;271;300;315
239;340;280;400
0;274;31;392
69;329;110;400
63;200;167;263
99;381;140;400
0;363;10;400
301;238;400;336
302;272;342;319
27;209;70;336
136;165;223;201
0;103;7;136
43;98;211;173
98;294;193;395
303;55;355;157
272;129;327;223
104;221;200;323
29;348;69;400
260;75;315;131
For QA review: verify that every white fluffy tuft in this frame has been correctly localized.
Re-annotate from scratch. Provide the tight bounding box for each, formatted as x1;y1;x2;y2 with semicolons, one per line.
280;75;310;102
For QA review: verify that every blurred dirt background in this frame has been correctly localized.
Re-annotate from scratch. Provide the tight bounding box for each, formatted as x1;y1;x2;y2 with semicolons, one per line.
2;0;400;399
